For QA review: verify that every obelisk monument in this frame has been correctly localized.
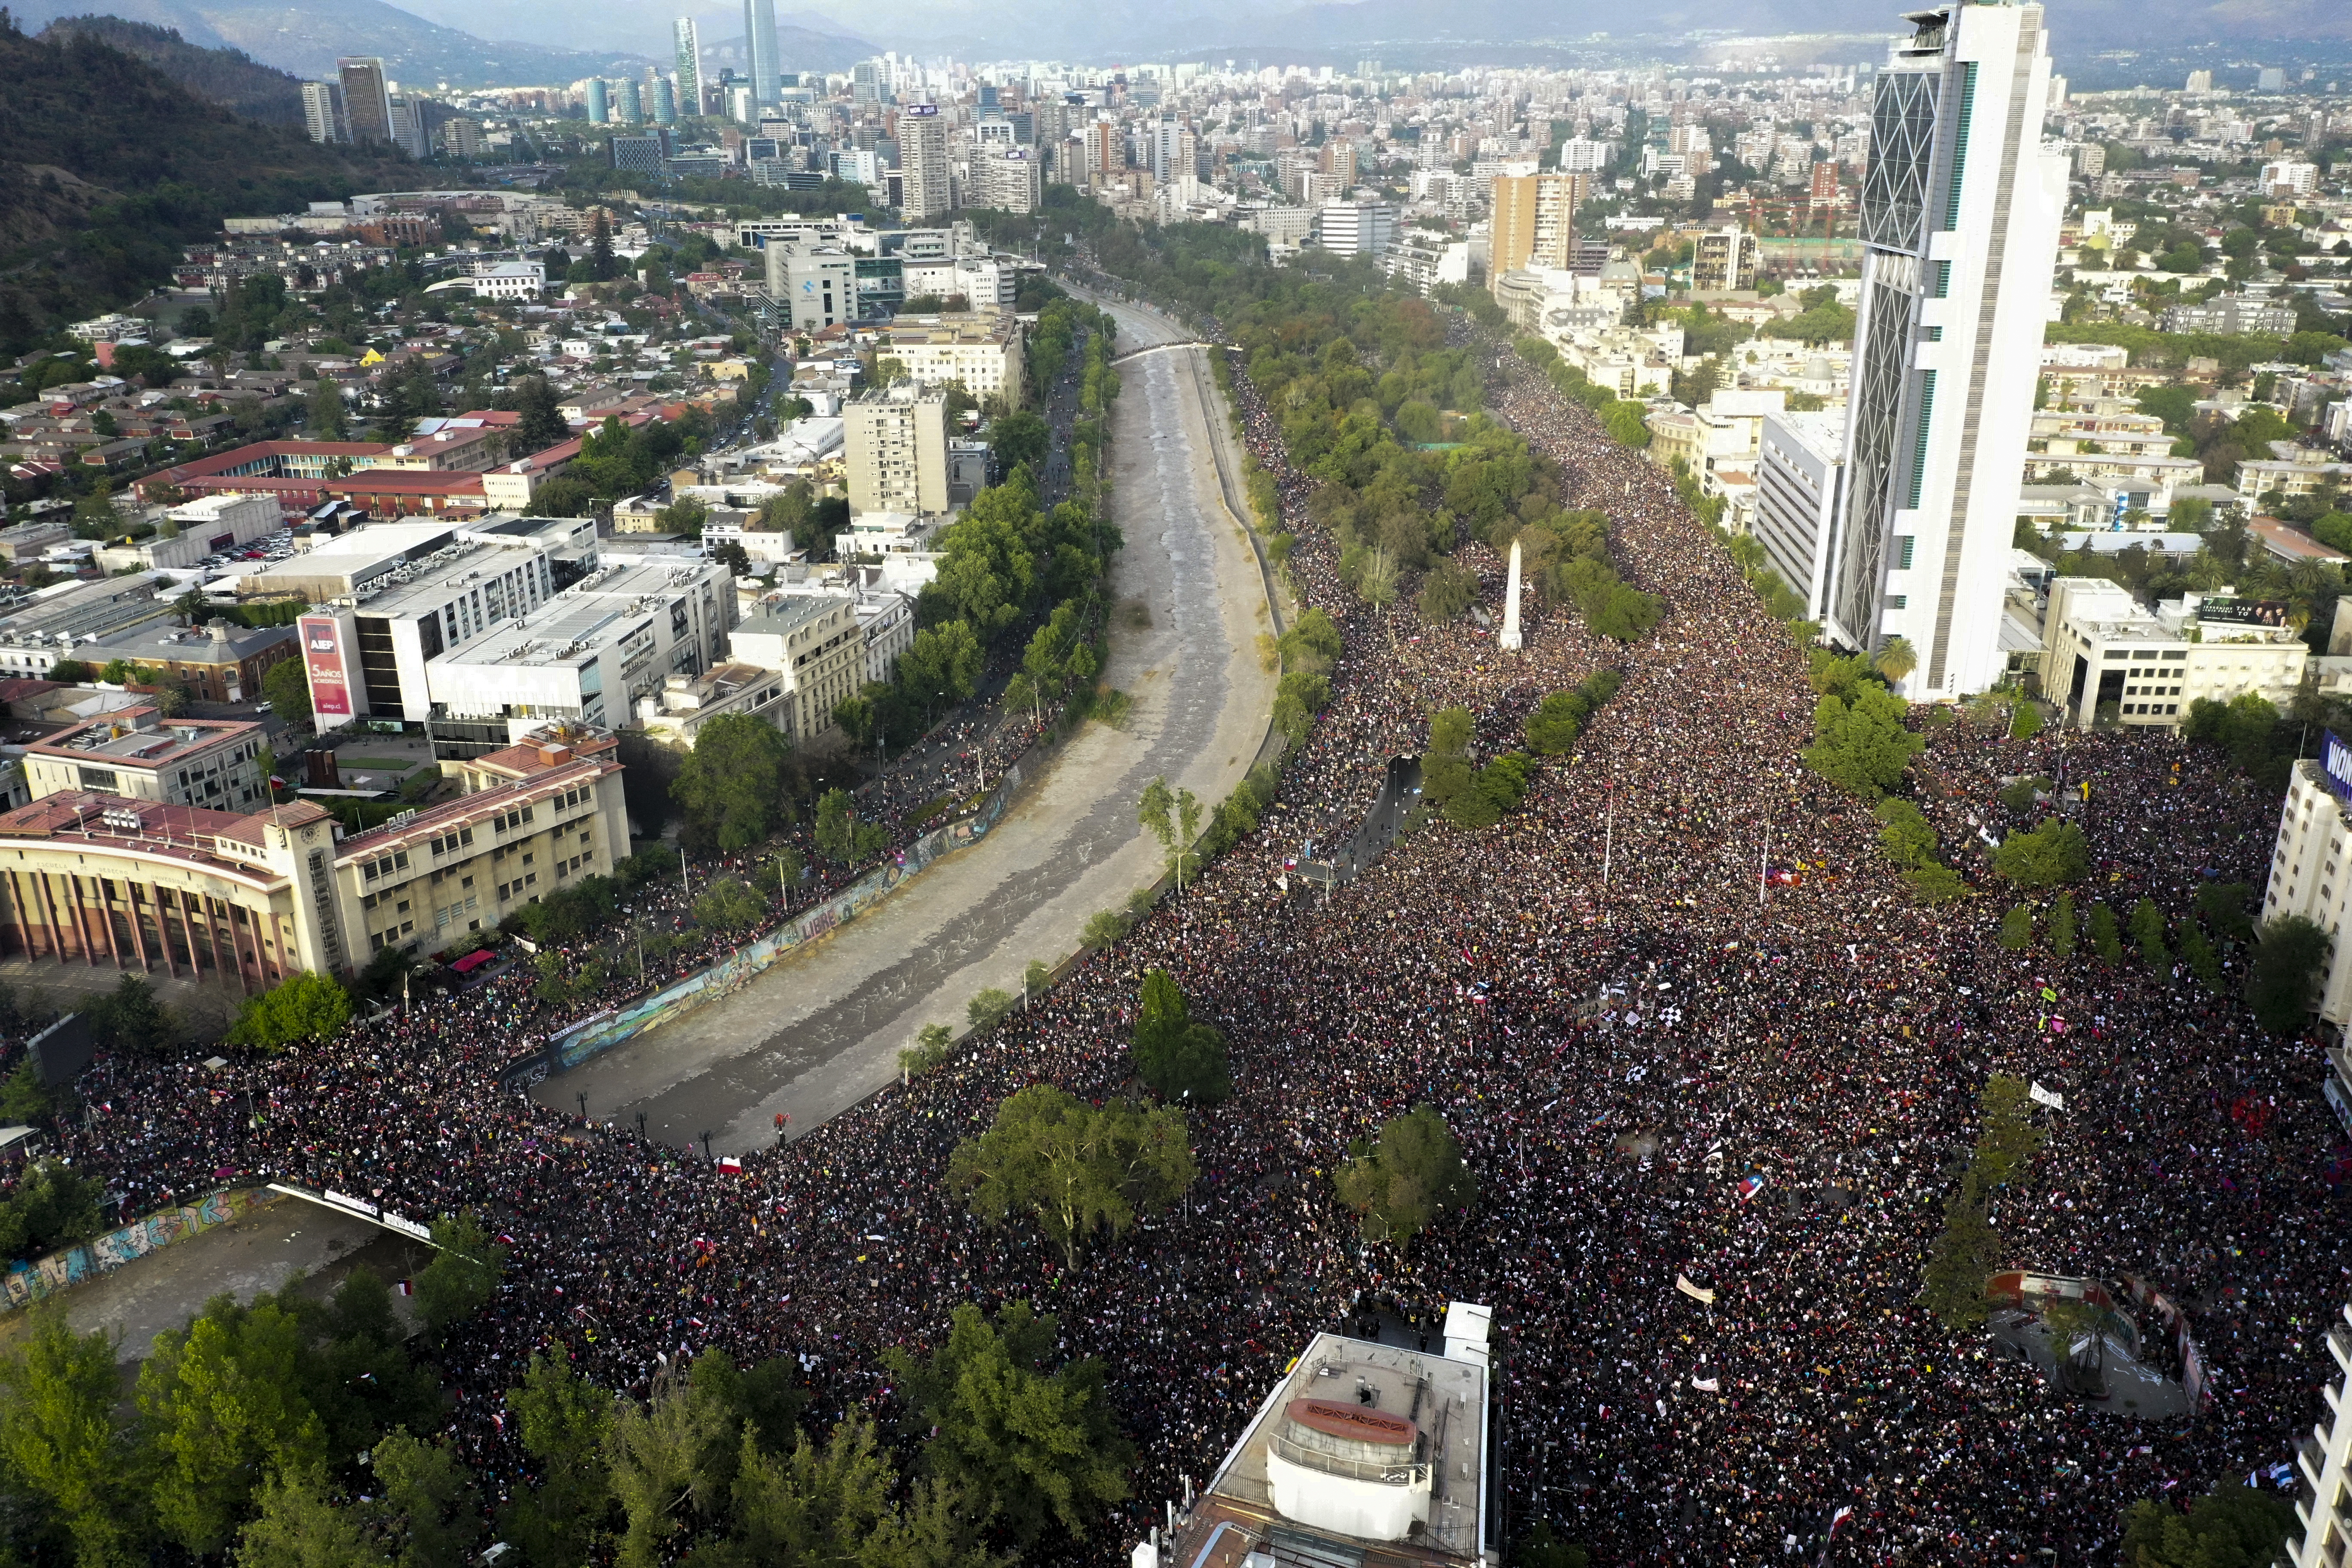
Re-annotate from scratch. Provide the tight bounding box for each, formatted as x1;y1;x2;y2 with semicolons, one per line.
1499;536;1524;652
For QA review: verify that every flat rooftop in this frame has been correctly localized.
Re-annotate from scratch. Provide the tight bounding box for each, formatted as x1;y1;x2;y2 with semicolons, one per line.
433;560;716;668
1178;1324;1490;1568
27;709;258;767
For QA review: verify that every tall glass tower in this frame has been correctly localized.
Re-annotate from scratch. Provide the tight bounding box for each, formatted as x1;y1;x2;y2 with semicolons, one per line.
1823;1;2067;697
742;0;779;105
673;18;701;116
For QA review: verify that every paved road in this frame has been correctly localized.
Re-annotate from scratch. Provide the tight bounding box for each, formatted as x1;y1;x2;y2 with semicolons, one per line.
534;299;1277;1156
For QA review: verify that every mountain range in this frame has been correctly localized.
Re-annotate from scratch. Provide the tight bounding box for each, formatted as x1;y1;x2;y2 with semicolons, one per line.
4;0;2347;90
4;0;665;83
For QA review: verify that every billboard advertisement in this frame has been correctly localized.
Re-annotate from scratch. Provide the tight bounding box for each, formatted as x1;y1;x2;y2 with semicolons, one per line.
299;614;354;721
2324;730;2352;805
2199;596;2291;627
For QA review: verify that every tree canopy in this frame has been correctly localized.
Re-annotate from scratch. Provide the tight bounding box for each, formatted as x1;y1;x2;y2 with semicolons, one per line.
1333;1104;1476;1249
1129;969;1232;1103
881;1301;1132;1544
947;1084;1197;1267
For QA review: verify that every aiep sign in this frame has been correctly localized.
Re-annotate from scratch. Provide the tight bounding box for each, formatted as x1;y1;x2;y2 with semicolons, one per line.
299;614;354;719
2324;729;2352;804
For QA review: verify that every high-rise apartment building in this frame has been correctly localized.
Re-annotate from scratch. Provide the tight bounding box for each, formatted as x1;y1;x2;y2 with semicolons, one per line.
386;94;432;159
1819;0;2065;696
338;57;393;145
1691;224;1759;291
897;104;952;221
300;81;349;144
673;18;702;113
844;388;949;516
1319;138;1357;189
1555;136;1608;172
1487;173;1588;290
1081;119;1122;178
742;0;780;105
975;148;1041;213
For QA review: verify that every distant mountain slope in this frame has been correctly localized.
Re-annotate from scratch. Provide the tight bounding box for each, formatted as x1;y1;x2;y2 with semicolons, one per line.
37;15;306;123
0;13;413;353
3;0;659;84
384;0;872;66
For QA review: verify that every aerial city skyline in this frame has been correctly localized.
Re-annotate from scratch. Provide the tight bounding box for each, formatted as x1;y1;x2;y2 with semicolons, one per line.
0;0;2348;1563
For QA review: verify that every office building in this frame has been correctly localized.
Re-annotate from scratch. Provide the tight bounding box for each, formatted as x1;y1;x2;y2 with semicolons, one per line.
2040;576;2306;732
1692;224;1760;291
584;77;610;124
673;17;702;113
1488;173;1589;289
338;57;393;145
424;556;736;746
275;518;594;728
742;0;779;104
1164;1309;1494;1568
1753;410;1850;622
651;77;677;124
1819;0;2067;696
729;597;867;744
611;135;667;175
613;78;643;125
300;80;349;144
22;707;271;813
2263;740;2352;1036
763;243;855;329
898;104;952;221
844;388;949;517
1315;201;1397;258
869;312;1026;405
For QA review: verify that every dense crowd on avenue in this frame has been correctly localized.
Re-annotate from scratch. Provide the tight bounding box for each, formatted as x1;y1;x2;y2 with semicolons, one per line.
30;315;2351;1568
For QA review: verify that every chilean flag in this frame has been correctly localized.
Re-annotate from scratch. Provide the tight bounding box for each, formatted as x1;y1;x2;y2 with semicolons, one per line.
1736;1172;1768;1204
716;1156;743;1175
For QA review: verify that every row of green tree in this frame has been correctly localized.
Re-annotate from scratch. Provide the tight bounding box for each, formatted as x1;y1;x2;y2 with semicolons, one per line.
1;1257;1142;1563
0;1210;501;1559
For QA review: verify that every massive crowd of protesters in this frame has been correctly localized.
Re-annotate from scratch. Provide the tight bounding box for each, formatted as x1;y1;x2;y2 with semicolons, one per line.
28;320;2352;1568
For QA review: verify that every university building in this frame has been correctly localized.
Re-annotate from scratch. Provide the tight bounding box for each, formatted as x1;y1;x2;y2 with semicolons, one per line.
0;726;626;987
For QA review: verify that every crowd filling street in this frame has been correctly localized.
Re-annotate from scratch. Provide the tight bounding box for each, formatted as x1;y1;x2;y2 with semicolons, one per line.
37;330;2352;1567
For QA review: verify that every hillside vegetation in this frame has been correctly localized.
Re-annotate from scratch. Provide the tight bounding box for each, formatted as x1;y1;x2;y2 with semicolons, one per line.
0;12;412;355
37;15;306;125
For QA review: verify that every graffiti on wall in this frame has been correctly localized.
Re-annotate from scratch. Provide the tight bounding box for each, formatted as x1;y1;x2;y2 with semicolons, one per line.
551;763;1023;1074
2;1187;274;1312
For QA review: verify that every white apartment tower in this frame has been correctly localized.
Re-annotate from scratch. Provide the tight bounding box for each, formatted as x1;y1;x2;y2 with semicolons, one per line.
300;80;349;144
1821;0;2066;696
2289;1289;2352;1566
673;18;702;115
898;104;952;222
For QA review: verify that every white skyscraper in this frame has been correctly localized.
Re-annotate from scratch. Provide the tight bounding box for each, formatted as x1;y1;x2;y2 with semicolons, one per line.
742;0;779;105
1820;0;2066;697
300;80;349;144
673;17;702;115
